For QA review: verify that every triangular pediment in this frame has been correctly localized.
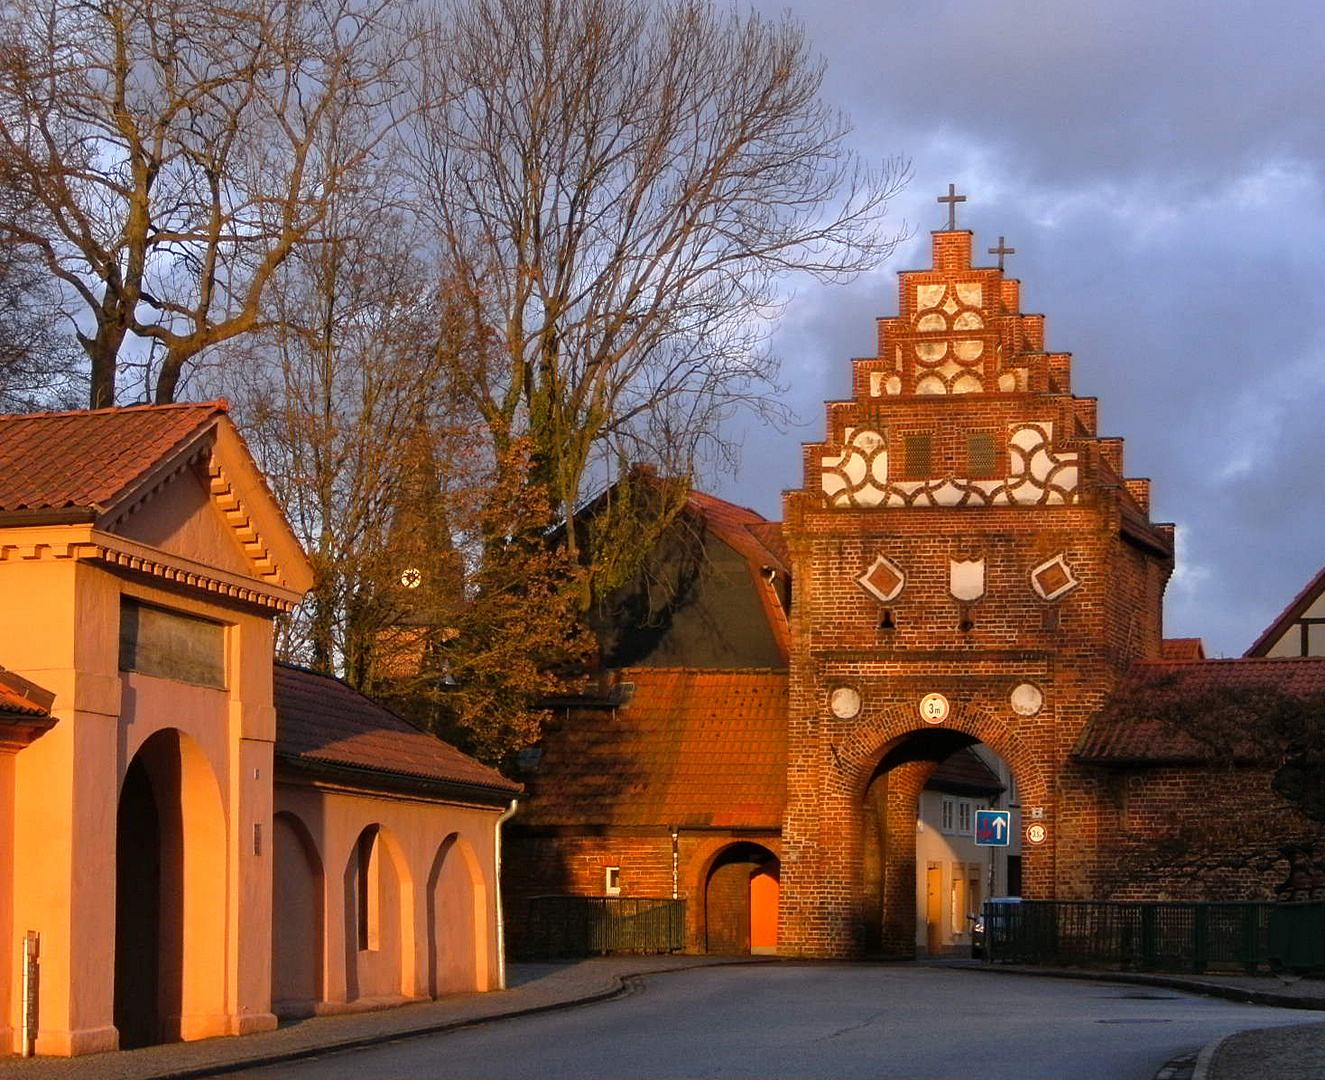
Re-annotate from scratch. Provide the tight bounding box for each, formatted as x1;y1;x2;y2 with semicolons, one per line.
96;411;313;596
108;461;258;578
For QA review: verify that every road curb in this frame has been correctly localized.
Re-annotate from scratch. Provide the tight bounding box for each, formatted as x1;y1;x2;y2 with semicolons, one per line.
1191;1031;1232;1080
953;963;1325;1011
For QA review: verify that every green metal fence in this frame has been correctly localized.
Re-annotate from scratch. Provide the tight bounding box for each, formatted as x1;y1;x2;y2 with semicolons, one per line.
519;896;685;959
981;899;1307;973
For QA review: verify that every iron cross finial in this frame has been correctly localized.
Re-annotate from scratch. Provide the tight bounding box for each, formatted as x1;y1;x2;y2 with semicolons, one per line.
988;236;1016;270
937;184;966;231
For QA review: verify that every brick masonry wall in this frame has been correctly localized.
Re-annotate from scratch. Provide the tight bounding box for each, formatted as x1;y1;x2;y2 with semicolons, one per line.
502;830;782;954
778;227;1175;958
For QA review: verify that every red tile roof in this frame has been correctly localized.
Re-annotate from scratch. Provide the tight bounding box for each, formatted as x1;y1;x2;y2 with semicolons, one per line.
1075;656;1325;764
1160;638;1207;660
274;664;519;799
517;668;788;828
0;402;225;513
0;668;56;749
1247;561;1325;657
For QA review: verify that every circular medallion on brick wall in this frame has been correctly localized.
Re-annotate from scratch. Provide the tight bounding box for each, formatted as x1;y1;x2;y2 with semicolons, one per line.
919;692;949;724
829;687;861;719
1010;682;1043;717
1026;823;1048;845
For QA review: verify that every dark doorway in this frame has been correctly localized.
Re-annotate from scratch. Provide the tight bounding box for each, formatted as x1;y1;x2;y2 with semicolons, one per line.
114;755;161;1049
704;842;779;955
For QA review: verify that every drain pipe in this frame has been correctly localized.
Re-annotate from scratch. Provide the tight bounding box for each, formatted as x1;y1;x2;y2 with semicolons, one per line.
20;931;38;1057
494;798;518;990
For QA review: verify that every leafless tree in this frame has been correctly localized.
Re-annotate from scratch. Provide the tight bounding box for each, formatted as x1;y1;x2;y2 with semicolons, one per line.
411;0;909;599
0;0;417;407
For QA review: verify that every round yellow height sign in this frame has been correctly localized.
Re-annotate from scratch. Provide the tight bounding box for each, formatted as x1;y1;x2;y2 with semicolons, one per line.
919;693;949;724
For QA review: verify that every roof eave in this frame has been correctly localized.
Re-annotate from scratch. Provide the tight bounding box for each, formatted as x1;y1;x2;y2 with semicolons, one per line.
275;752;520;806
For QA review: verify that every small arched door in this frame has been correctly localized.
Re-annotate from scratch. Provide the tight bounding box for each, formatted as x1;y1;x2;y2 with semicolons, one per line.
704;842;779;955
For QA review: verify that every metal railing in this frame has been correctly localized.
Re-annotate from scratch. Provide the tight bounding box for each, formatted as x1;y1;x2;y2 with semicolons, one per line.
982;898;1297;973
518;896;685;959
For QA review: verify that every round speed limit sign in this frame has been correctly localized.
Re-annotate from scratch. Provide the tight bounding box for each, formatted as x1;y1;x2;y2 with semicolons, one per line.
919;693;949;724
1025;823;1048;845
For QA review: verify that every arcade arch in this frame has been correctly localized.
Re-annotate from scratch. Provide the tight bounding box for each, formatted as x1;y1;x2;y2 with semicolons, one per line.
344;824;415;1002
272;811;325;1017
113;728;227;1048
426;833;490;995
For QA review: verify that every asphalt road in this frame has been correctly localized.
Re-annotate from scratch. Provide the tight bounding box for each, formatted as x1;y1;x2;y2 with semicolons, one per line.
222;963;1311;1080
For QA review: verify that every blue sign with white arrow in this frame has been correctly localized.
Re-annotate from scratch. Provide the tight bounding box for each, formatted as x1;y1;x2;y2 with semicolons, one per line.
975;809;1012;846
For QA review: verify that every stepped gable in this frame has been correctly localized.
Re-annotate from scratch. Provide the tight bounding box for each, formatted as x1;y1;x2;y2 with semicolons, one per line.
1074;655;1325;764
801;226;1169;546
0;401;223;515
517;667;788;828
274;662;519;800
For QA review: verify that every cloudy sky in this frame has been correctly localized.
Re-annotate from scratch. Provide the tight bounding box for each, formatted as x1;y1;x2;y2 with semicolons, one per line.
711;0;1324;658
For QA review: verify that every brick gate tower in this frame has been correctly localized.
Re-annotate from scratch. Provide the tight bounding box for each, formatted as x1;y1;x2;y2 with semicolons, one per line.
779;205;1176;958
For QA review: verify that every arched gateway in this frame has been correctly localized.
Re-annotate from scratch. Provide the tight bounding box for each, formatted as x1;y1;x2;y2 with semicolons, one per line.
777;220;1172;958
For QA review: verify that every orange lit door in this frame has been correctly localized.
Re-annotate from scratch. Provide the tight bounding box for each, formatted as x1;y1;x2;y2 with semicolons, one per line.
925;864;942;954
750;868;779;954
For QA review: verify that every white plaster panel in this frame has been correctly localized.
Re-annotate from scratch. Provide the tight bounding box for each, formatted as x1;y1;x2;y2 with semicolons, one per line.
1030;449;1054;482
885;376;902;395
954;340;984;361
954;311;984;330
870;453;889;484
917;375;946;395
950;559;986;601
1011;683;1043;717
916;342;947;362
854;430;883;453
830;687;862;719
934;482;965;506
956;283;982;306
917;314;946;332
952;374;983;393
917;284;944;309
998;372;1017;392
870;371;884;396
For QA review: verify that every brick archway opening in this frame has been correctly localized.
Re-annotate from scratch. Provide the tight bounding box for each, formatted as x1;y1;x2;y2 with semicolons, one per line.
859;727;1019;959
702;841;780;956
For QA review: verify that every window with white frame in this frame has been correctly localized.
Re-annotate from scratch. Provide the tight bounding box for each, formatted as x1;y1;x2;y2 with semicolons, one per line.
940;797;955;833
957;800;973;836
605;866;621;896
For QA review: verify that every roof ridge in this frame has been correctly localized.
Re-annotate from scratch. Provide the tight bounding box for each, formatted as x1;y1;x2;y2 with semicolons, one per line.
0;399;228;423
1135;655;1325;667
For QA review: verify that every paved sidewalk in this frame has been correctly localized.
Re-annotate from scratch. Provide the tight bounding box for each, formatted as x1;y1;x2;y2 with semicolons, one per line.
1;956;1321;1080
0;956;759;1080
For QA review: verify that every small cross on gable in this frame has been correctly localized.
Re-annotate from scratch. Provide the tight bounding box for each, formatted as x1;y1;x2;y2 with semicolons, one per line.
937;184;966;231
988;236;1016;270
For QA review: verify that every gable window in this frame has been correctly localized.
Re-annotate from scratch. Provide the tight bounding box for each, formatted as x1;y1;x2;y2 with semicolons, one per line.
967;433;998;478
903;433;932;479
118;599;226;689
940;797;955;834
